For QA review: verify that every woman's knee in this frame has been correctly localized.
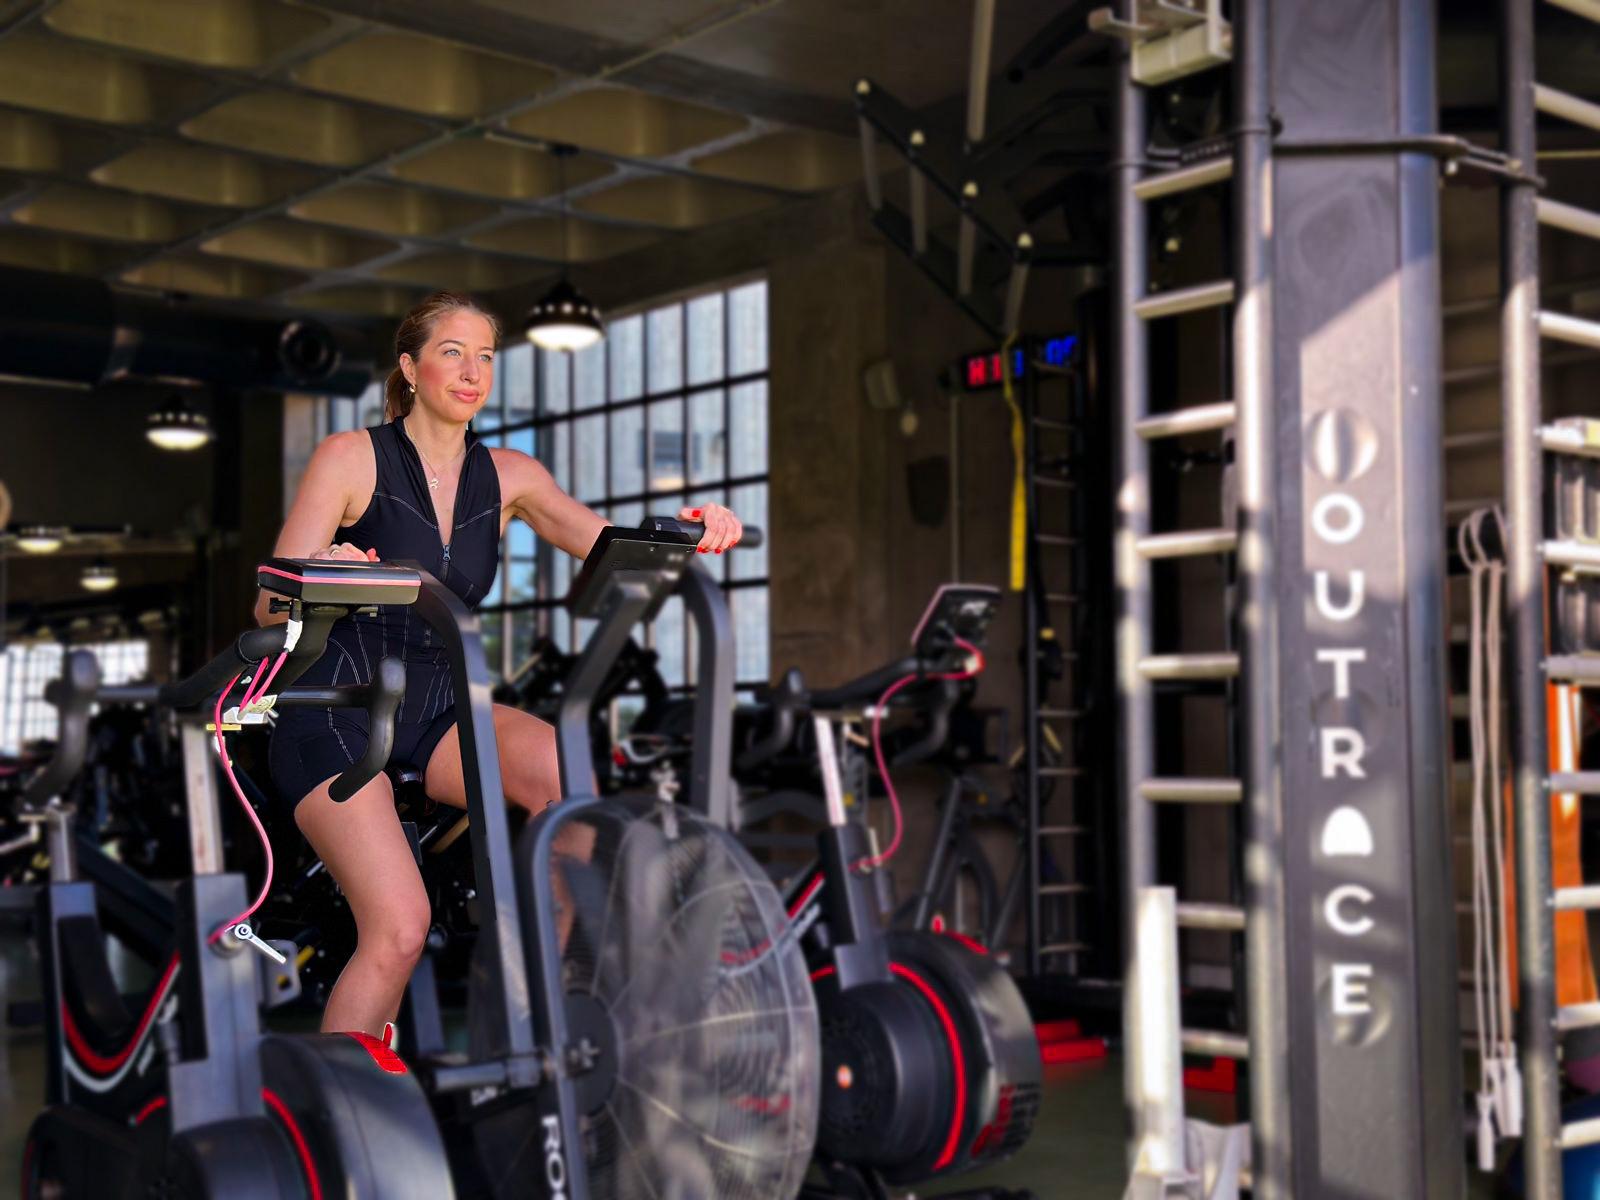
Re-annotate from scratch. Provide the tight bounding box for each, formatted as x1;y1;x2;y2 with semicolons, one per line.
360;897;432;970
495;708;561;810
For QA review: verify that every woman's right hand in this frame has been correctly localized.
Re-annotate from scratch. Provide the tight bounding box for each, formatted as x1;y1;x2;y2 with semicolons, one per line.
309;542;380;562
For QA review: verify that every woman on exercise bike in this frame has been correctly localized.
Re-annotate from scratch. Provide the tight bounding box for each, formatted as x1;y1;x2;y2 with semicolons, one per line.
259;290;743;1037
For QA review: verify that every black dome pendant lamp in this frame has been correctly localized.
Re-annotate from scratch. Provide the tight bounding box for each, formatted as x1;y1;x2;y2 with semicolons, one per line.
524;144;605;354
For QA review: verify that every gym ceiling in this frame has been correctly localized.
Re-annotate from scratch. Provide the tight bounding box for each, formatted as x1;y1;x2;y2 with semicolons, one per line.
0;0;1069;316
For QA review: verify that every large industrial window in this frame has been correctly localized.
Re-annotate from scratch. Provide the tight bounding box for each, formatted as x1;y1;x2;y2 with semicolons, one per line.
0;639;150;756
323;276;771;692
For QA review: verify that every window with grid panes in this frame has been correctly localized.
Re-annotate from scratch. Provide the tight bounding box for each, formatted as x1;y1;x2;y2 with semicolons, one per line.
477;279;770;700
0;640;150;756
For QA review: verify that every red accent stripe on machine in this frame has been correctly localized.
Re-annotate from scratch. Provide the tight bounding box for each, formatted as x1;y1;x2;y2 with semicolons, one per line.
131;1094;169;1126
809;962;969;1173
61;954;179;1075
263;1087;324;1200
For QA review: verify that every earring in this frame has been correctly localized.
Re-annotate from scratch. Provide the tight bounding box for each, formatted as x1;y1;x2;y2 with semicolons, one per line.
409;384;416;395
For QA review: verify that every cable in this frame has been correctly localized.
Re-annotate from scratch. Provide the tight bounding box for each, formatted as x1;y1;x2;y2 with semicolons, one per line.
859;636;987;871
207;674;277;944
1460;506;1519;1170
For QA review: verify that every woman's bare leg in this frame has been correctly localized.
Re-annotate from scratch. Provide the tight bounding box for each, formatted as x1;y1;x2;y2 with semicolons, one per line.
295;772;431;1035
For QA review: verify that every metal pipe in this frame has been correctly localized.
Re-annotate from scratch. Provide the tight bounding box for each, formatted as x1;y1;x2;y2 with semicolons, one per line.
857;114;883;211
1135;401;1238;439
1537;197;1600;242
966;0;997;142
1141;777;1244;803
1545;539;1600;569
1234;0;1289;1191
1547;0;1600;23
1134;279;1237;320
1554;884;1600;910
1133;156;1235;201
1131;888;1188;1179
1137;652;1241;680
910;169;928;256
1003;257;1030;335
1181;1028;1252;1059
1538;309;1600;350
1505;0;1562;1192
1535;83;1600;134
1175;901;1247;931
1024;358;1042;977
1136;528;1239;558
1113;7;1155;1171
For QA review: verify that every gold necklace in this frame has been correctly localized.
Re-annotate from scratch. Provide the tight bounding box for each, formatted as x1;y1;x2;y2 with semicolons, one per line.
406;420;466;491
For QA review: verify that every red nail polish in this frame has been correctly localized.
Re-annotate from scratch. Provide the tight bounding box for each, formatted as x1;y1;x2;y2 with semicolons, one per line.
714;549;723;555
690;508;703;518
698;547;708;554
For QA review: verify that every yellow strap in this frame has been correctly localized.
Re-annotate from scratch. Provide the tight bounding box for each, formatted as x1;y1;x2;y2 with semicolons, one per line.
1000;333;1026;592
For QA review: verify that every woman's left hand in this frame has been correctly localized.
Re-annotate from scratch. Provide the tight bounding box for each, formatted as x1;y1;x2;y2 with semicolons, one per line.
679;502;742;555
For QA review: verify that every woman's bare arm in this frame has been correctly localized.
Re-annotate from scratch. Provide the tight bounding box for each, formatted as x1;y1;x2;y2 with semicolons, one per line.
491;447;742;560
254;431;368;625
493;449;609;560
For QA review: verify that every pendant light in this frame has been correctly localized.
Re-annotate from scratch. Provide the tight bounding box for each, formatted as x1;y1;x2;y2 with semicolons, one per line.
146;394;213;451
524;144;605;353
15;526;66;554
80;560;118;592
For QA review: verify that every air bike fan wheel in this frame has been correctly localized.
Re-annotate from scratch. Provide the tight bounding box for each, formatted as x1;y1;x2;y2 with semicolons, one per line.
471;797;822;1199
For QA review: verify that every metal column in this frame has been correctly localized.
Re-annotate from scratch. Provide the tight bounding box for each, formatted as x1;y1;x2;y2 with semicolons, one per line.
1501;0;1560;1190
1111;5;1157;1172
1268;0;1462;1194
1231;0;1289;1192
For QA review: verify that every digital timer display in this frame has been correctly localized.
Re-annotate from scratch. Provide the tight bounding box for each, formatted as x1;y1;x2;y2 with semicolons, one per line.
958;335;1077;391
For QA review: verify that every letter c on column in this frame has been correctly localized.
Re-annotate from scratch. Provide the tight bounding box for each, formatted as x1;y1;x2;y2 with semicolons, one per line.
1325;884;1375;936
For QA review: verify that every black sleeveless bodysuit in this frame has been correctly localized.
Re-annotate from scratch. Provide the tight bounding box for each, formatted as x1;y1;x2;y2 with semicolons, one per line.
268;420;502;808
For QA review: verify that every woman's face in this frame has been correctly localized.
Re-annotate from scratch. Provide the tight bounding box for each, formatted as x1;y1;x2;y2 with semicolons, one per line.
401;309;496;424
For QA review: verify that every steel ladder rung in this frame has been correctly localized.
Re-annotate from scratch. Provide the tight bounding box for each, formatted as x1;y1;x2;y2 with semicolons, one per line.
1034;416;1072;431
1138;652;1239;681
1180;1029;1249;1060
1135;401;1237;440
1040;766;1085;778
1039;882;1089;897
1552;771;1600;795
1132;156;1234;201
1544;540;1600;572
1555;885;1600;911
1045;592;1080;605
1039;706;1085;718
1175;902;1245;932
1563;1116;1600;1151
1037;533;1078;547
1538;310;1600;351
1546;654;1600;684
1541;421;1600;460
1535;83;1600;135
1538;196;1600;243
1559;1002;1600;1032
1039;824;1088;836
1039;941;1089;956
1134;279;1236;321
1033;474;1076;488
1136;528;1238;559
1139;777;1242;804
1547;0;1600;26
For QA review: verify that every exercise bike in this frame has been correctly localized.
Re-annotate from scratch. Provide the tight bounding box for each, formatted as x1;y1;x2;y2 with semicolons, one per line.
264;522;819;1198
19;568;452;1198
755;585;1044;1200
